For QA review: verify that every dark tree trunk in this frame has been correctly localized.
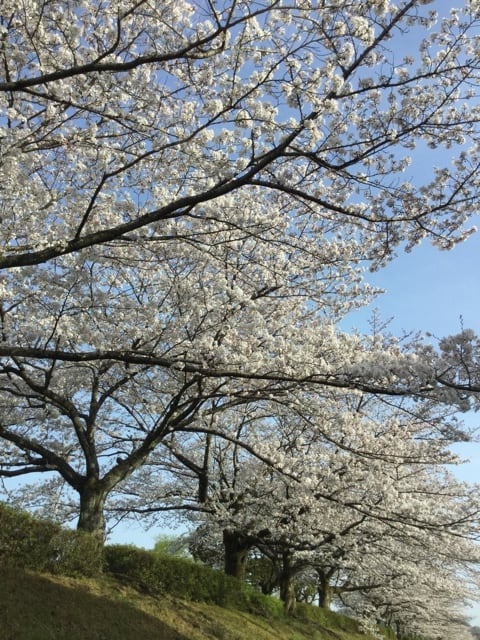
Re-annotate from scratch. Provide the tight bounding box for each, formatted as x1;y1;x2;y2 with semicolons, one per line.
395;622;407;640
260;569;279;595
317;571;332;609
279;553;297;615
280;573;297;614
223;529;251;580
77;483;107;540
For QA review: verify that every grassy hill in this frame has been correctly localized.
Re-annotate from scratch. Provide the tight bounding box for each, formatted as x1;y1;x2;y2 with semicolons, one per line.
2;565;380;640
0;503;387;640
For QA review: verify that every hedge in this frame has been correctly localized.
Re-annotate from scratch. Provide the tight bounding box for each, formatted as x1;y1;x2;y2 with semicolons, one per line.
0;502;102;576
105;544;285;617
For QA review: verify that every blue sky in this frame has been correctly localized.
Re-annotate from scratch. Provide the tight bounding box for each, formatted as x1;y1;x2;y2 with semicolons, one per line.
355;236;480;343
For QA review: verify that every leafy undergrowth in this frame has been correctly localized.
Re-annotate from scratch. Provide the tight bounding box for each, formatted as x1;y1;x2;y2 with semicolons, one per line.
2;566;378;640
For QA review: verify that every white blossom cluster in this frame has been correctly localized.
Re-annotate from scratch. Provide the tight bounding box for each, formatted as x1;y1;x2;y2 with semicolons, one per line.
0;2;480;636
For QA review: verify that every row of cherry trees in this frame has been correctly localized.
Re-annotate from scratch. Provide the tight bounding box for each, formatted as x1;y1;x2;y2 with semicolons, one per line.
1;1;480;638
115;397;479;638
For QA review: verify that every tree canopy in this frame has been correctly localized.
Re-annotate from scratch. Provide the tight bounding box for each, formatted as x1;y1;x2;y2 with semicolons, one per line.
1;2;480;637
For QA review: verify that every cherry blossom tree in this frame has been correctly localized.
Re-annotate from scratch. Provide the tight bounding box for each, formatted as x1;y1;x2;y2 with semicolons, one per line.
339;524;479;640
123;396;480;623
2;0;480;547
1;0;480;381
0;212;378;537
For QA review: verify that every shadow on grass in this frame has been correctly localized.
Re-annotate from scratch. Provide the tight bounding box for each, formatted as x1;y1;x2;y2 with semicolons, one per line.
2;566;190;640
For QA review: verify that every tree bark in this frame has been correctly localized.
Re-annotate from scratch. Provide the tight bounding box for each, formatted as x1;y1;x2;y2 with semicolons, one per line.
259;564;279;595
279;553;297;614
223;529;251;580
77;482;107;540
317;571;332;609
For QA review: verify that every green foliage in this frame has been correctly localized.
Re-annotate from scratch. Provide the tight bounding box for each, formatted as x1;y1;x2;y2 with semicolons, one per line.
152;534;191;558
245;554;278;595
48;528;103;576
0;502;102;576
105;544;285;618
296;602;360;634
379;626;396;639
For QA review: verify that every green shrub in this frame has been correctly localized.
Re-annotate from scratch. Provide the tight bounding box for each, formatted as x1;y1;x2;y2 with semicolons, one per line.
0;502;58;570
0;502;102;576
105;544;285;618
296;601;360;633
48;528;103;576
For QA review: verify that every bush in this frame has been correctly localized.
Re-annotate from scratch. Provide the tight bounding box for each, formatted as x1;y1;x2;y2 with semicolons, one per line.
48;528;103;576
0;502;102;576
296;601;360;633
105;544;284;617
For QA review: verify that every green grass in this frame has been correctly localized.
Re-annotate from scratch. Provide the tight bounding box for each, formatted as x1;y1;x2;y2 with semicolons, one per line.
2;565;379;640
0;505;389;640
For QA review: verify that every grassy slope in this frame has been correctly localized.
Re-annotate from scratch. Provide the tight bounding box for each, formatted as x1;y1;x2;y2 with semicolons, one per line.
2;566;377;640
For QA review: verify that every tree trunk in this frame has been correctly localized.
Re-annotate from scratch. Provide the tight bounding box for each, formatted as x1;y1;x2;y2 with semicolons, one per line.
317;571;332;609
77;483;107;540
280;572;297;614
260;565;279;595
395;622;406;640
279;553;297;615
223;529;251;580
